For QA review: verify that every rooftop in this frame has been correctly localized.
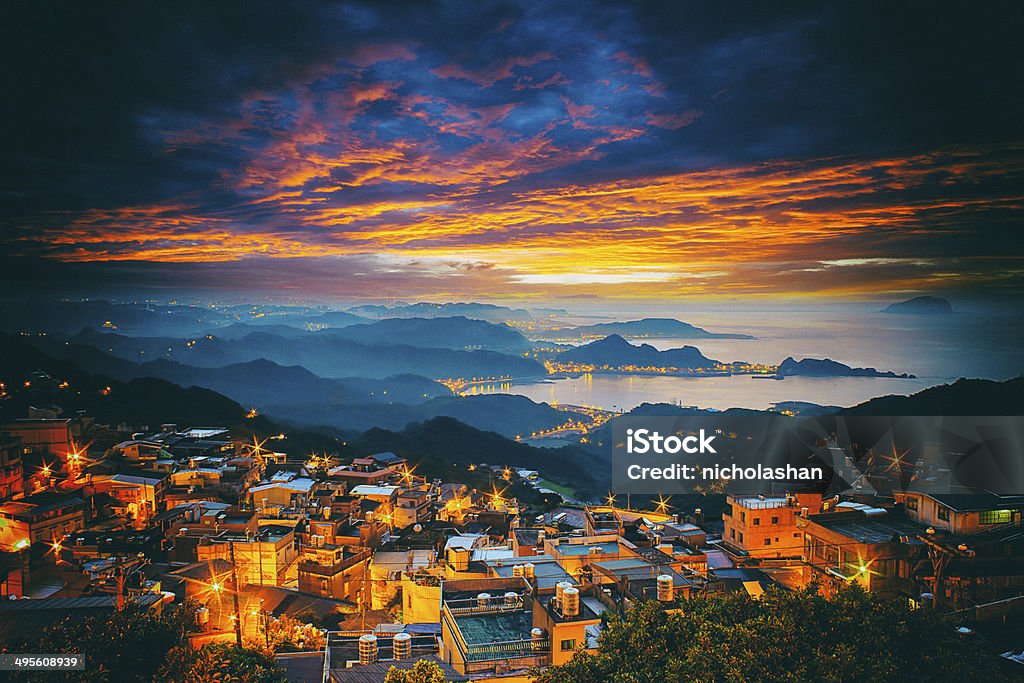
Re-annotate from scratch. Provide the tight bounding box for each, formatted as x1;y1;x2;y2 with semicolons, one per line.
455;610;533;648
918;490;1024;512
807;510;924;544
552;539;620;556
349;485;400;497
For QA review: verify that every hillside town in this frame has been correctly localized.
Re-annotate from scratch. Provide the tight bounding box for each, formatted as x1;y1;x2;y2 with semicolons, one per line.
1;390;1023;682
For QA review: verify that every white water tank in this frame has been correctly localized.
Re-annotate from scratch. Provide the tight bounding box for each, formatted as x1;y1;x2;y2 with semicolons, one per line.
512;564;525;577
657;574;674;602
392;632;411;660
523;562;535;579
477;592;492;609
504;591;519;608
358;634;378;665
561;586;580;617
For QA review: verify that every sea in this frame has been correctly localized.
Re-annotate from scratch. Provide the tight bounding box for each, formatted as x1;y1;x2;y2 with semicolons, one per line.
476;301;1024;412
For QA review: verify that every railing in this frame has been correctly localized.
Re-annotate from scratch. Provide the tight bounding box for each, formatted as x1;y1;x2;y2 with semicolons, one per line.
734;500;789;510
464;638;550;662
444;594;528;615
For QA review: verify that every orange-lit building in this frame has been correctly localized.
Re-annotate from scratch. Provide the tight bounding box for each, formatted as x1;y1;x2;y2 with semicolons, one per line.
0;435;24;501
1;419;73;462
722;492;822;559
0;492;85;553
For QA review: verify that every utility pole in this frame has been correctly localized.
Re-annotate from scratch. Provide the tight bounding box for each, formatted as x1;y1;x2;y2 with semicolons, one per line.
228;542;243;646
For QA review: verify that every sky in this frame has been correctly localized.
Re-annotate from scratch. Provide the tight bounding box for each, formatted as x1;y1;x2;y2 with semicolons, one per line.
2;1;1023;302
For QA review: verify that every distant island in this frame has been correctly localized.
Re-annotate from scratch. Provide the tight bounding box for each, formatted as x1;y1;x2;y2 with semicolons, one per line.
558;334;720;368
563;317;754;339
545;335;913;379
882;296;954;315
774;357;915;379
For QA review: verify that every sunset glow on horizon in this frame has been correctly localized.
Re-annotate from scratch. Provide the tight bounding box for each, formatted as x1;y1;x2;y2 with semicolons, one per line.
3;3;1022;301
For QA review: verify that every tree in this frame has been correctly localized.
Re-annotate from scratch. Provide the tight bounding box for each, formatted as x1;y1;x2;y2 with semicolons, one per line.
384;659;452;683
5;601;197;682
257;613;326;652
534;586;1013;683
157;643;286;683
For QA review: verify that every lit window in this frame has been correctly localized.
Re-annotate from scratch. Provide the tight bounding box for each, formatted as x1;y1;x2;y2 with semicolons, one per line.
906;498;919;511
561;639;576;652
980;509;1012;525
937;507;950;521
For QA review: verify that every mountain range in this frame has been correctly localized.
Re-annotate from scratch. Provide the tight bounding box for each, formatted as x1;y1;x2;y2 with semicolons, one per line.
69;322;544;380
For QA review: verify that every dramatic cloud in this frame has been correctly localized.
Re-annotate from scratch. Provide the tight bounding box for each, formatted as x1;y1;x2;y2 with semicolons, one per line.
2;1;1022;300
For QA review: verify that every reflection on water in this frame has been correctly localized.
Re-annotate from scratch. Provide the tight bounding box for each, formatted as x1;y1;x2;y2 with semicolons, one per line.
475;373;947;412
502;304;1024;411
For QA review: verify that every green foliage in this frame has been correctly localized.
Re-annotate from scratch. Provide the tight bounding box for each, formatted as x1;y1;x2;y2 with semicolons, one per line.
383;660;452;683
4;601;198;682
4;601;284;683
535;586;1012;683
157;643;286;683
258;614;326;652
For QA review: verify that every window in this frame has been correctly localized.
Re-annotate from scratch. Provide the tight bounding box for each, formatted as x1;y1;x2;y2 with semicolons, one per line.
794;532;801;538
740;512;746;523
738;532;744;544
763;538;771;546
753;517;760;526
729;528;735;539
937;507;950;521
561;639;576;652
980;509;1012;525
906;497;918;511
771;516;779;525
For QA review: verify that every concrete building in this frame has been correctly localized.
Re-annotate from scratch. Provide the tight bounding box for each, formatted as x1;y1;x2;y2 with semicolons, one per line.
1;419;73;461
0;434;24;501
196;525;298;587
297;542;371;603
799;503;923;599
440;577;548;678
723;492;822;559
0;492;85;553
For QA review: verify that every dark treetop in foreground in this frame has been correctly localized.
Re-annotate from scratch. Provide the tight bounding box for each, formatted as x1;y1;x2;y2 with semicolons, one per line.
535;586;1012;683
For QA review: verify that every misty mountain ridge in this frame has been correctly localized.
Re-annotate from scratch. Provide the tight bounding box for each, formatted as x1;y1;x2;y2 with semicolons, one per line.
70;325;544;380
346;301;535;323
